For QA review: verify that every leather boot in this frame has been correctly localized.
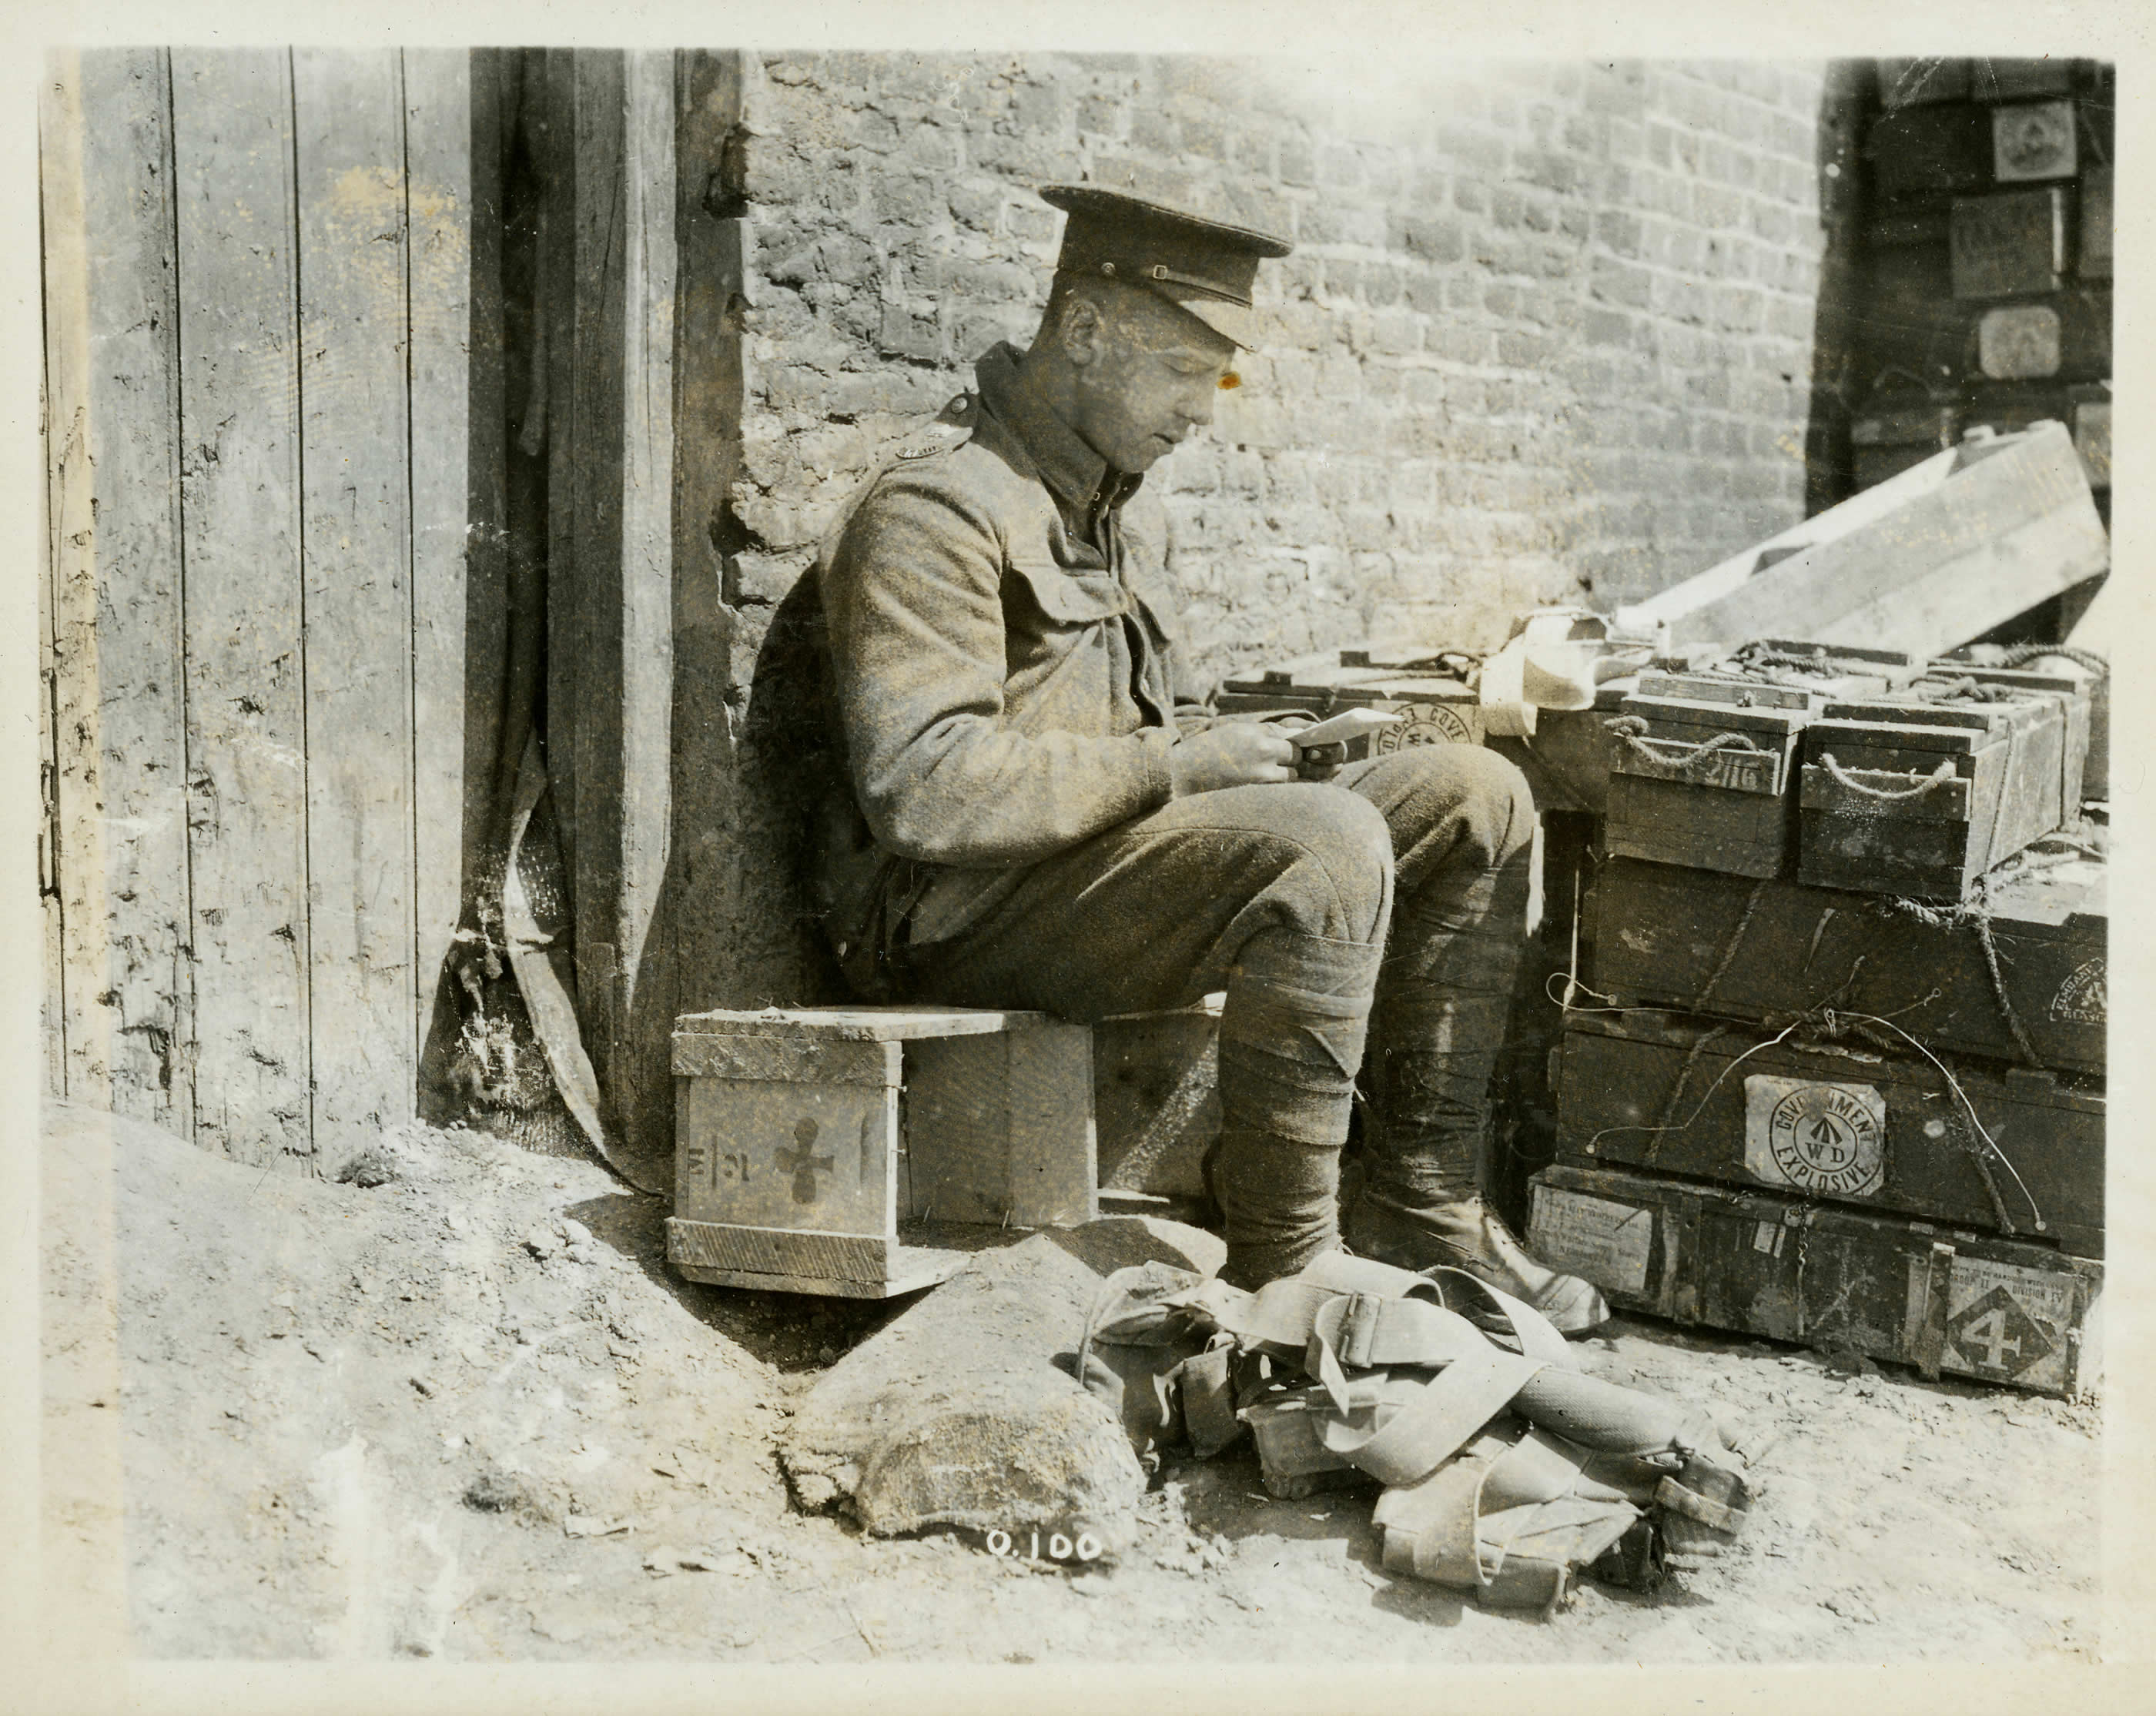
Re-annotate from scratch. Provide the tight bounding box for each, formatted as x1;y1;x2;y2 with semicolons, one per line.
1344;845;1610;1335
1210;928;1383;1290
1347;1193;1610;1335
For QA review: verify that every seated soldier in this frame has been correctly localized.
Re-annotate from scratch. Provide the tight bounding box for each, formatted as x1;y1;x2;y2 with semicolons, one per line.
809;183;1606;1330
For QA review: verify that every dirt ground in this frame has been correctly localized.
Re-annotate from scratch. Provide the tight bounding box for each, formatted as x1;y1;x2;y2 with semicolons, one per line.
40;1101;2100;1666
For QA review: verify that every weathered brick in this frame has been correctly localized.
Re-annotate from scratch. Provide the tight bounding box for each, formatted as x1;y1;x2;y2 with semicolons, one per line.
1398;213;1466;263
1589;255;1652;309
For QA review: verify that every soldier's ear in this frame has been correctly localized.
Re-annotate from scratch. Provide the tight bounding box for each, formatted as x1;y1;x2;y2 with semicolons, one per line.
1056;293;1110;367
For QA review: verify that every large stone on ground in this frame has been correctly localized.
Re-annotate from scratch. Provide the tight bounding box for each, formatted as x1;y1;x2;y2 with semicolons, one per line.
781;1216;1224;1548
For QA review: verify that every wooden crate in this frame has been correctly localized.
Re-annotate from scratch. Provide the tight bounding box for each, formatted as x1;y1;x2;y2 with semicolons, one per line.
1972;59;2079;102
1605;693;1811;878
1852;400;1960;463
1913;665;2093;812
1950;188;2067;299
1550;1009;2104;1256
1587;848;2107;1078
1878;58;1971;109
1217;656;1487;748
1093;998;1222;1220
1868;104;1992;200
1616;423;2107;660
2079;166;2113;279
1797;689;2072;898
1488;707;1625;817
668;1006;1096;1297
1527;1163;2101;1397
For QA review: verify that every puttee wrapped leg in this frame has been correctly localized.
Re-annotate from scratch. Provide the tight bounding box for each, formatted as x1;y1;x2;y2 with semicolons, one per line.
1208;928;1382;1291
1348;838;1610;1333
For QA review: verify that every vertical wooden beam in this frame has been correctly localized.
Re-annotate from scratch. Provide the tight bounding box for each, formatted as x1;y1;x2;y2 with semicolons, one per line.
292;48;420;1154
668;47;748;1029
403;49;483;1070
461;49;512;920
42;49;195;1133
172;48;313;1167
534;50;679;1159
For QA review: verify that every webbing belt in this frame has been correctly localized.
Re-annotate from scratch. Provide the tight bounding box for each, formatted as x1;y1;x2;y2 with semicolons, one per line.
1321;1346;1548;1486
1074;1251;1759;1609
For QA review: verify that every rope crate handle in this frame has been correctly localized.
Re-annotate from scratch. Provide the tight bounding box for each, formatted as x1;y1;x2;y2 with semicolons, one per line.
1605;716;1772;780
1817;753;1957;801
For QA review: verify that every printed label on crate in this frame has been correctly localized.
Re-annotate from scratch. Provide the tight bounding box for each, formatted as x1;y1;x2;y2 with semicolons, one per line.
2050;957;2106;1025
1940;1256;2078;1390
1743;1076;1888;1199
1992;99;2077;182
678;1079;891;1234
1371;700;1478;751
1528;1186;1653;1294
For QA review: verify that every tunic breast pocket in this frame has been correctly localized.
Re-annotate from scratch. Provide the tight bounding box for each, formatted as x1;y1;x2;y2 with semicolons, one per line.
1005;555;1126;630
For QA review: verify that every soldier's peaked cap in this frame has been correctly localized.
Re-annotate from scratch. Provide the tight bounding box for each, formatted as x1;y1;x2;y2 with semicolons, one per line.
1040;184;1291;350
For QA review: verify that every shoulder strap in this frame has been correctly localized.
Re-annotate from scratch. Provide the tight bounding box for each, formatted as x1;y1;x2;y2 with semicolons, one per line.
812;389;982;574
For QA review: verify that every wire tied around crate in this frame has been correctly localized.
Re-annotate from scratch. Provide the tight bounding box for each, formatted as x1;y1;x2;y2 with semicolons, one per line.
1841;1009;2049;1237
1634;878;1771;1163
1816;753;1958;801
1572;872;2055;1236
1875;890;2045;1069
1604;715;1773;780
1943;1106;2020;1236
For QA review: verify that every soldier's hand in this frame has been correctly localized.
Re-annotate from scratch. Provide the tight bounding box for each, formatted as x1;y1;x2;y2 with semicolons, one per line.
1169;723;1299;794
1294;741;1346;782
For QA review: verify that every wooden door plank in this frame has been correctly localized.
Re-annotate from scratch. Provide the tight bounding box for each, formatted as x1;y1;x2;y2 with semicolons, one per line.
41;49;196;1131
403;48;476;1069
293;48;418;1153
614;48;679;1159
172;48;313;1167
539;47;582;908
564;50;628;1092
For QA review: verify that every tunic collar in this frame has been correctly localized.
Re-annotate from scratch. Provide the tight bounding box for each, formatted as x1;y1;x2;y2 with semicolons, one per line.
973;343;1144;540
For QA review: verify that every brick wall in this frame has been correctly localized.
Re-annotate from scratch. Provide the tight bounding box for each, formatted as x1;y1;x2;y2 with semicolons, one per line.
726;53;1826;664
705;52;1829;1005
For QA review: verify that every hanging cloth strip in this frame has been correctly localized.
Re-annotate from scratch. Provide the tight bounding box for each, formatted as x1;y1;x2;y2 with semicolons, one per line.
501;729;665;1195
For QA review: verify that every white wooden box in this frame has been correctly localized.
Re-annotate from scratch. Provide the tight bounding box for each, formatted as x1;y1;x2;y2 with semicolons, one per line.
668;1006;1096;1298
1619;421;2107;659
